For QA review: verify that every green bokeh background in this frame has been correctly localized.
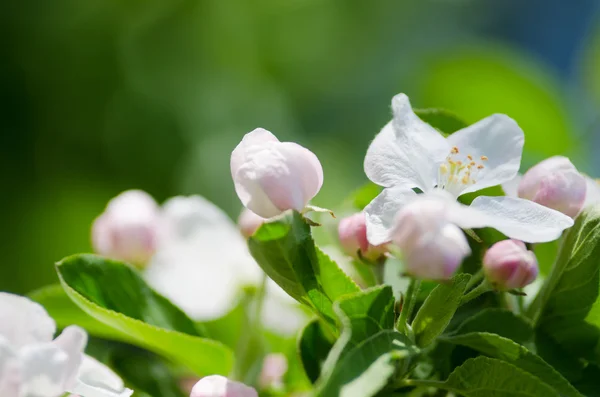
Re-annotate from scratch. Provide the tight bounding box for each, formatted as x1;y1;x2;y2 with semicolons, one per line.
1;0;599;293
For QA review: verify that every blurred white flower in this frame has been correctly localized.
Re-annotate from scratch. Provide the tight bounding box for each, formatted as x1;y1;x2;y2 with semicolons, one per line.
92;190;161;268
0;292;132;397
230;128;323;218
259;353;288;390
190;375;257;397
364;93;573;245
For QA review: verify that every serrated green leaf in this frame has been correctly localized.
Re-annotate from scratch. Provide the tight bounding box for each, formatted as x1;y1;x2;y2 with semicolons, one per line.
248;211;360;323
298;319;335;384
315;286;418;397
56;254;234;376
414;108;468;136
441;356;561;397
451;308;533;344
412;274;470;347
442;332;582;397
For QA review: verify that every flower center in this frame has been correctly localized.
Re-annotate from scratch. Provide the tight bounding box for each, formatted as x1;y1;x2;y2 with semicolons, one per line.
437;146;487;196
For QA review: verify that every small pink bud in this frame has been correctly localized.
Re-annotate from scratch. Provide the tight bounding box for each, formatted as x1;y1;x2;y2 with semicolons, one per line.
484;240;538;290
518;156;586;218
338;212;386;261
92;190;160;267
230;128;324;218
190;375;258;397
237;208;266;238
259;353;288;390
391;197;470;280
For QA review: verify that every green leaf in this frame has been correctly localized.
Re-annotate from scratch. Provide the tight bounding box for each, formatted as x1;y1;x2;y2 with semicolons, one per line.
451;308;533;344
298;319;335;384
441;332;582;397
531;205;600;327
414;108;468;136
412;274;470;347
56;254;234;376
249;211;360;323
349;182;382;211
438;356;561;397
315;287;418;397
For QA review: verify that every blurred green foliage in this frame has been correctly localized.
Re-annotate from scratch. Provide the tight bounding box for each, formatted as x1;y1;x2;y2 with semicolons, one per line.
0;0;597;293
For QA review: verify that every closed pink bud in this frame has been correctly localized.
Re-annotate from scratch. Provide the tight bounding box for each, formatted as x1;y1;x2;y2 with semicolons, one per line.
391;198;470;280
259;353;288;390
338;212;387;261
518;156;586;218
190;375;257;397
237;208;266;238
484;239;538;290
92;190;160;267
230;128;324;218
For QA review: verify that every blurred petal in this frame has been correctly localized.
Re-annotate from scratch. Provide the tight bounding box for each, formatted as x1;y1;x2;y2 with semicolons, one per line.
261;280;308;336
145;196;262;320
365;94;448;190
0;337;20;397
19;342;70;397
364;187;417;245
448;196;573;243
66;356;132;397
0;292;56;347
584;175;600;207
52;326;87;390
448;114;524;196
502;174;522;197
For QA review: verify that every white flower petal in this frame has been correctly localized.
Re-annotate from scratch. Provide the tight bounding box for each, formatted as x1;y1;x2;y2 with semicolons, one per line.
145;195;262;320
0;337;19;397
501;174;522;197
51;326;87;390
18;342;71;397
584;175;600;208
0;292;56;348
364;187;417;246
261;280;308;336
68;380;133;397
230;128;280;179
447;114;524;196
66;355;132;397
448;196;573;243
364;94;448;190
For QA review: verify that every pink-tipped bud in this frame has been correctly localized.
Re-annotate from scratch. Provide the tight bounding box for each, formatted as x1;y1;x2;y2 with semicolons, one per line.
238;208;266;238
259;353;288;390
92;190;160;267
484;240;538;290
518;156;586;218
230;128;324;218
338;212;387;261
391;197;470;280
190;375;258;397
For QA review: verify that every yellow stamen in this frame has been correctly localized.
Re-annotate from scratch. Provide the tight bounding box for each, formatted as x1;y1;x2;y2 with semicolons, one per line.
481;155;488;161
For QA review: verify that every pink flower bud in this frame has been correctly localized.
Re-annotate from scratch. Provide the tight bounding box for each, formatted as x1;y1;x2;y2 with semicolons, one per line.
391;197;470;280
237;208;266;238
190;375;257;397
484;239;538;290
230;128;324;218
518;156;586;218
338;212;387;261
259;353;288;390
92;190;160;267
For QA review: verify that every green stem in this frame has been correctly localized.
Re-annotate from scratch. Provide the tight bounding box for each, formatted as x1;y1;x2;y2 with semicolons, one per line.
460;279;492;306
466;269;484;290
396;279;421;332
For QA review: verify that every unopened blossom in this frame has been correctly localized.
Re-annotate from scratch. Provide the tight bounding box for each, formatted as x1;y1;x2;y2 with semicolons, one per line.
190;375;257;397
92;190;161;267
516;156;586;218
484;240;538;290
259;354;288;390
338;212;387;261
0;292;132;397
230;128;323;218
238;208;266;238
391;194;471;279
364;93;573;246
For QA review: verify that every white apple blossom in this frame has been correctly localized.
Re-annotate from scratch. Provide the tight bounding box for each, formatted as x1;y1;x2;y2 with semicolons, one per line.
363;93;574;245
0;292;132;397
190;375;257;397
230;128;324;218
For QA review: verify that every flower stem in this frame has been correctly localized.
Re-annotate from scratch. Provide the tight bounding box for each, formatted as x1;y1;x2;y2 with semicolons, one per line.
460;279;492;306
466;269;484;290
396;278;421;333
